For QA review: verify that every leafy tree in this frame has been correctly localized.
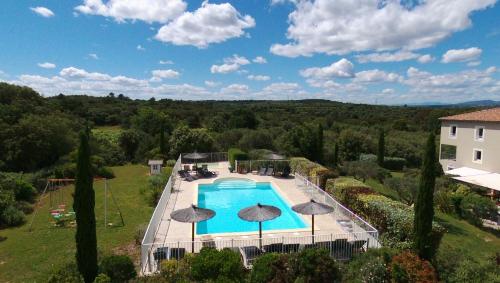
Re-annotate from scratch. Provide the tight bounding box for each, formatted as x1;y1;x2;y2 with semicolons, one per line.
378;129;385;166
159;122;166;156
131;107;170;135
316;123;324;163
384;177;418;205
168;125;215;157
338;129;365;161
238;130;274;151
118;129;142;160
228;108;258;129
73;131;98;283
414;132;437;260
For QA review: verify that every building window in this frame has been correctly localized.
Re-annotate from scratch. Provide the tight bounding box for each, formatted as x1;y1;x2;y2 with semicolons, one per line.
475;126;485;141
472;149;483;163
440;144;457;160
449;125;457;138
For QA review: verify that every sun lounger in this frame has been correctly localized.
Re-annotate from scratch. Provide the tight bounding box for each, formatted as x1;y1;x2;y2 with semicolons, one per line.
153;247;168;262
178;170;197;181
282;243;300;253
263;243;283;253
332;238;349;259
169;247;186;260
266;167;274;176
239;246;262;267
258;167;267;176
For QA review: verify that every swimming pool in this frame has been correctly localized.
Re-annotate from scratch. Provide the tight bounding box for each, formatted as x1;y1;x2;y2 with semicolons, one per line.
196;178;307;234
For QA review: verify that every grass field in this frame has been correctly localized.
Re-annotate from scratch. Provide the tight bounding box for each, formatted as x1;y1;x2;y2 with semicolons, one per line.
0;165;152;282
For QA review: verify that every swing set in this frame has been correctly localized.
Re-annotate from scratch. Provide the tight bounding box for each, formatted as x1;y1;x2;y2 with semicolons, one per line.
28;178;124;231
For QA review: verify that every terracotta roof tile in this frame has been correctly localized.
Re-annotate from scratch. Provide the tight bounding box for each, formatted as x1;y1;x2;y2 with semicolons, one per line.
439;107;500;122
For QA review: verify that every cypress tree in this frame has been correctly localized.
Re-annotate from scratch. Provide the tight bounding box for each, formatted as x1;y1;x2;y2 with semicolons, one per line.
74;131;98;283
317;123;324;163
414;132;437;260
333;143;339;167
377;129;385;166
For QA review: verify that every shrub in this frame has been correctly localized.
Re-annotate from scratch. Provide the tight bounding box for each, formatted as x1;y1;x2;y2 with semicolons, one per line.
343;248;394;283
447;257;500;283
15;200;34;214
1;205;26;227
165;159;176;167
342;161;390;182
134;224;147;245
460;193;497;225
290;248;341;283
48;263;84;283
160;260;184;282
317;169;339;190
383;157;406;171
390;251;437;283
94;273;111;283
99;255;137;283
228;148;249;169
189;248;246;282
250;253;291;283
95;167;115;179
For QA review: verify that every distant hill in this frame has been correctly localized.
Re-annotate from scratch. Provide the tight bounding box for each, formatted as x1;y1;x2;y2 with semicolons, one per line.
410;100;500;108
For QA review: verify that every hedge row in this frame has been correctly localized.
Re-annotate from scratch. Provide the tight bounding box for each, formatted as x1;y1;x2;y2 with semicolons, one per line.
228;148;249;169
326;178;445;250
289;157;334;187
359;154;406;171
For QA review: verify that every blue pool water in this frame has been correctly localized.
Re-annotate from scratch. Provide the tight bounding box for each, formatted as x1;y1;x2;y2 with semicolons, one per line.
196;178;307;234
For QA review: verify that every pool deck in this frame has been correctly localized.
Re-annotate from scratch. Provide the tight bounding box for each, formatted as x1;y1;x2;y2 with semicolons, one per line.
154;162;347;246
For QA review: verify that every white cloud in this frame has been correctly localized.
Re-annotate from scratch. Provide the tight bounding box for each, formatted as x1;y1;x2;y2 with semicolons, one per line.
204;80;220;87
300;58;354;79
417;54;435;64
441;47;482;63
137;45;146;51
38;62;56;69
353;70;403;83
12;66;209;99
270;0;496;57
252;56;267;64
30;7;55;18
88;53;99;60
159;60;174;65
155;1;255;48
467;61;482;67
220;84;249;95
248;75;271;81
356;51;420;63
211;55;250;74
74;0;186;23
382;88;395;95
150;69;180;81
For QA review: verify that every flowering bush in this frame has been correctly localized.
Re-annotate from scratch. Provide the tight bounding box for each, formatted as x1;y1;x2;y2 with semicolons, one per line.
390;251;438;283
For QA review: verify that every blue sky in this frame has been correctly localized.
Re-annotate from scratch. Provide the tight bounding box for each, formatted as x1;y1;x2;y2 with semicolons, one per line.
0;0;499;104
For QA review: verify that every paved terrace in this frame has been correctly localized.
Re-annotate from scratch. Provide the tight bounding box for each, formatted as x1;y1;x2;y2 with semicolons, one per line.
154;162;363;246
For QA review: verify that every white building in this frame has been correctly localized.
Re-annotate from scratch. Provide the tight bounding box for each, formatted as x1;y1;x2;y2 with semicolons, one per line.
439;107;500;200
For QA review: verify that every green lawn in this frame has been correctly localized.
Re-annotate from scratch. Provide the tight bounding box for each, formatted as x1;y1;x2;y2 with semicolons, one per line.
436;212;500;261
0;165;152;282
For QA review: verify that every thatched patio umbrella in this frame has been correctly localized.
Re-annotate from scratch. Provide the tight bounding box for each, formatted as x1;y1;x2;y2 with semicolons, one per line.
170;204;215;253
183;152;208;167
292;199;334;244
238;203;281;249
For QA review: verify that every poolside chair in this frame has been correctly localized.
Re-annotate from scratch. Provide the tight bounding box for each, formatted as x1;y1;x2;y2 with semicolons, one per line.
169;247;186;260
266;167;274;176
281;165;291;178
153;247;168;262
332;238;349;259
263;243;283;253
348;240;367;257
178;170;196;182
258;167;267;176
239;246;262;267
282;243;300;253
